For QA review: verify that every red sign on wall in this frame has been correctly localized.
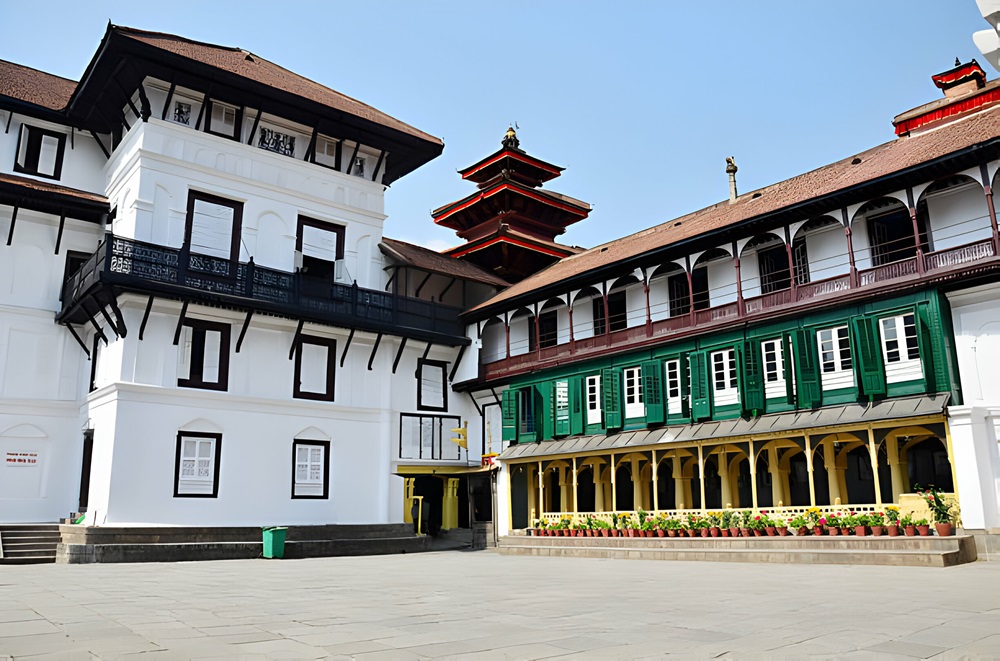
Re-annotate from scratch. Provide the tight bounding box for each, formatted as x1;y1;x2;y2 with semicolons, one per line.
4;452;38;467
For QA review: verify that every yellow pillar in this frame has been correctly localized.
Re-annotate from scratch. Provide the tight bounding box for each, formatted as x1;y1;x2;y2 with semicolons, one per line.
697;444;706;512
526;466;537;522
768;446;784;506
593;463;606;512
943;422;960;503
652;450;659;512
632;458;643;512
886;434;904;504
442;478;460;530
403;477;415;523
670;457;686;509
610;453;617;512
537;461;545;517
572;457;578;514
867;425;883;507
729;457;740;508
823;439;842;505
559;467;570;513
602;471;613;512
749;443;759;510
718;449;732;508
805;437;816;507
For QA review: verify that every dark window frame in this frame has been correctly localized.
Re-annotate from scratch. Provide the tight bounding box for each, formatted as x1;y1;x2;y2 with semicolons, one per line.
184;190;244;267
204;100;243;141
296;216;346;258
62;251;91;301
417;359;448;412
607;290;627;332
291;439;331;499
293;335;336;401
173;431;222;498
14;124;66;180
177;318;231;391
538;310;558;348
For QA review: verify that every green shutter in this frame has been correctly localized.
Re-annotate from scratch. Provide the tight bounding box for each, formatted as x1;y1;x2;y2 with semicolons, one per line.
679;356;691;419
602;367;622;430
501;389;517;441
783;334;796;405
533;387;545;441
641;360;664;425
741;340;765;416
553;381;571;437
569;376;584;435
852;316;886;398
791;328;822;408
689;350;712;421
915;306;935;391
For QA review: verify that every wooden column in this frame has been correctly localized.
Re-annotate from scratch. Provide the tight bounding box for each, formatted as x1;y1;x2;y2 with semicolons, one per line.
504;318;511;359
982;163;1000;254
686;256;695;325
697;444;706;512
533;306;541;357
602;283;611;346
672;458;686;509
805;437;816;507
733;242;744;316
907;187;925;276
867;425;883;507
526;466;537;523
559;467;569;513
784;226;798;298
842;209;858;287
567;303;575;352
651;450;659;512
644;280;652;336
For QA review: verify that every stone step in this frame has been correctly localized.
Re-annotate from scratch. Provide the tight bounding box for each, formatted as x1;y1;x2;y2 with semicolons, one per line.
0;555;56;565
3;541;59;553
1;532;61;540
495;535;977;567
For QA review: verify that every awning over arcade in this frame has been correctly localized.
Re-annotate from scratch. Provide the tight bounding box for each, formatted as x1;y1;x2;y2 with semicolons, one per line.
499;393;951;462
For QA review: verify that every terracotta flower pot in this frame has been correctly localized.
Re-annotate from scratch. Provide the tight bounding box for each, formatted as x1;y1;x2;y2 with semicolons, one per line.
656;529;666;537
886;525;899;537
854;525;867;537
828;526;839;536
667;529;676;537
700;528;709;538
813;526;824;536
601;529;609;537
935;523;954;537
739;527;750;537
839;527;852;536
686;529;698;537
917;525;931;537
870;526;884;537
904;525;916;536
710;527;721;537
765;526;777;536
720;528;730;537
610;529;619;537
777;526;789;536
729;527;740;537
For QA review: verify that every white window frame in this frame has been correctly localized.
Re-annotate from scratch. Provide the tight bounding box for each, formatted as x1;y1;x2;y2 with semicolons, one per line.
817;325;854;390
292;439;329;499
762;338;786;400
880;314;922;384
623;366;644;419
711;349;739;406
586;374;601;426
665;359;682;415
174;432;220;497
554;380;570;429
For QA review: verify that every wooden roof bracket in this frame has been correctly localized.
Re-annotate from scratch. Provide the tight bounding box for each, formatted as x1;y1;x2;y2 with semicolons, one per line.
345;141;361;175
65;323;90;358
288;319;304;360
414;271;432;298
235;309;253;353
367;332;383;371
89;131;111;159
489;387;502;406
6;206;17;246
83;303;109;346
138;295;154;340
161;77;177;121
466;391;482;416
449;344;467;382
54;213;66;255
247;105;262;145
4;110;12;134
171;300;189;346
392;337;407;374
108;297;127;338
371;150;386;182
339;328;355;367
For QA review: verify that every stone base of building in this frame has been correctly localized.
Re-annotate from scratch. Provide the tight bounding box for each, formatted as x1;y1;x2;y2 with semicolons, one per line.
960;528;1000;560
56;523;429;564
496;533;978;567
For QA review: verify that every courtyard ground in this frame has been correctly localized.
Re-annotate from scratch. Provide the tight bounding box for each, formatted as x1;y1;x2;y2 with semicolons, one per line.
1;549;999;659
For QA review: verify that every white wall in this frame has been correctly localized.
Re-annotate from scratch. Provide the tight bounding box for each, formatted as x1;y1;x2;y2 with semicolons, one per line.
0;112;108;194
925;182;993;252
706;257;738;307
801;219;850;282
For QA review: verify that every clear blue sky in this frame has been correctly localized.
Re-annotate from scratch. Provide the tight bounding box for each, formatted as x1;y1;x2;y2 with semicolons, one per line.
0;2;988;251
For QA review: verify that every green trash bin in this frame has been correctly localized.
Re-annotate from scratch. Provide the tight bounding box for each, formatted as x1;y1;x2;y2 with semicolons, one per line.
262;526;287;559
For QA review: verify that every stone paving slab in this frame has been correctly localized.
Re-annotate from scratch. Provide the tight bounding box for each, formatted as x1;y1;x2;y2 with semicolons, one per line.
1;551;1000;659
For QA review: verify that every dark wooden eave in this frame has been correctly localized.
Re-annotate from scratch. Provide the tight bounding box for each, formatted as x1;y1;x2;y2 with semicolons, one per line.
0;173;109;223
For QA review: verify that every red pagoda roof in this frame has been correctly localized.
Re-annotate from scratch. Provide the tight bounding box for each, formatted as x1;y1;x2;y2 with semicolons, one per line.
431;177;590;233
459;148;564;186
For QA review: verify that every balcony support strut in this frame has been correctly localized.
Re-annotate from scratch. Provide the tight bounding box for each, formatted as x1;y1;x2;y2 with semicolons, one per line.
5;206;16;246
54;213;66;255
842;209;858;287
980;163;1000;254
171;301;189;346
108;297;127;338
466;391;482;416
392;337;407;374
65;324;90;358
235;310;254;353
138;295;154;340
367;333;383;371
732;241;743;316
449;344;467;382
417;341;433;377
414;272;432;298
340;328;355;368
97;303;119;339
288;319;304;360
161;79;176;121
247;105;262;145
83;304;109;346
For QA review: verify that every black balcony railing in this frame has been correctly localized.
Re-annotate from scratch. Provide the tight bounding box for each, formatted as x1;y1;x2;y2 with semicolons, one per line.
59;235;467;345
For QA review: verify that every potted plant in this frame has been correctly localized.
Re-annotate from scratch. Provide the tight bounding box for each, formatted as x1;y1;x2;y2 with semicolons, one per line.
853;512;869;537
719;510;733;537
789;514;809;536
901;513;916;537
826;512;842;536
610;514;621;537
915;517;931;537
884;506;900;537
665;517;681;537
868;511;885;537
739;510;753;538
814;517;826;536
641;517;656;538
807;507;824;536
707;512;722;537
838;512;853;536
920;487;955;537
775;516;789;537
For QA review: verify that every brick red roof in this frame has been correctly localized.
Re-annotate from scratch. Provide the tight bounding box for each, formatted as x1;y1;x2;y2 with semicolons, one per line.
380;238;511;288
113;26;441;146
470;105;1000;314
0;59;76;110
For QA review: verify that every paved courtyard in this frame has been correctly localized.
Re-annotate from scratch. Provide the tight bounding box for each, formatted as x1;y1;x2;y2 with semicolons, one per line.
1;550;1000;660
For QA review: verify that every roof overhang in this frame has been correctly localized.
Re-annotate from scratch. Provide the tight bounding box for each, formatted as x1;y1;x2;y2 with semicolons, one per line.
432;180;590;231
459;148;563;184
0;173;109;223
499;394;950;463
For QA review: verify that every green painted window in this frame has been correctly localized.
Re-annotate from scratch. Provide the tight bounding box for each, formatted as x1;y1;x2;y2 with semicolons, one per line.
602;367;622;429
501;389;517;441
552;380;570;436
642;360;665;424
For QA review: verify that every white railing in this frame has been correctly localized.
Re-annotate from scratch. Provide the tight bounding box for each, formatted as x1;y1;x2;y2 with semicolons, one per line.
537;504;879;526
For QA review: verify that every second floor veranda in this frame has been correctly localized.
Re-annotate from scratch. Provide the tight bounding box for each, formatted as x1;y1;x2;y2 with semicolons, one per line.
477;168;1000;380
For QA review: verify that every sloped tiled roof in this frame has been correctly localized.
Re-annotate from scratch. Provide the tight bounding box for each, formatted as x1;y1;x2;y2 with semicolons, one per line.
471;105;1000;314
112;26;441;145
380;237;511;288
0;59;76;110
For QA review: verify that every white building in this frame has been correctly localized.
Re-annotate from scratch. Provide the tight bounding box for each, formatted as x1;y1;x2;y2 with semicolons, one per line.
0;25;501;535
